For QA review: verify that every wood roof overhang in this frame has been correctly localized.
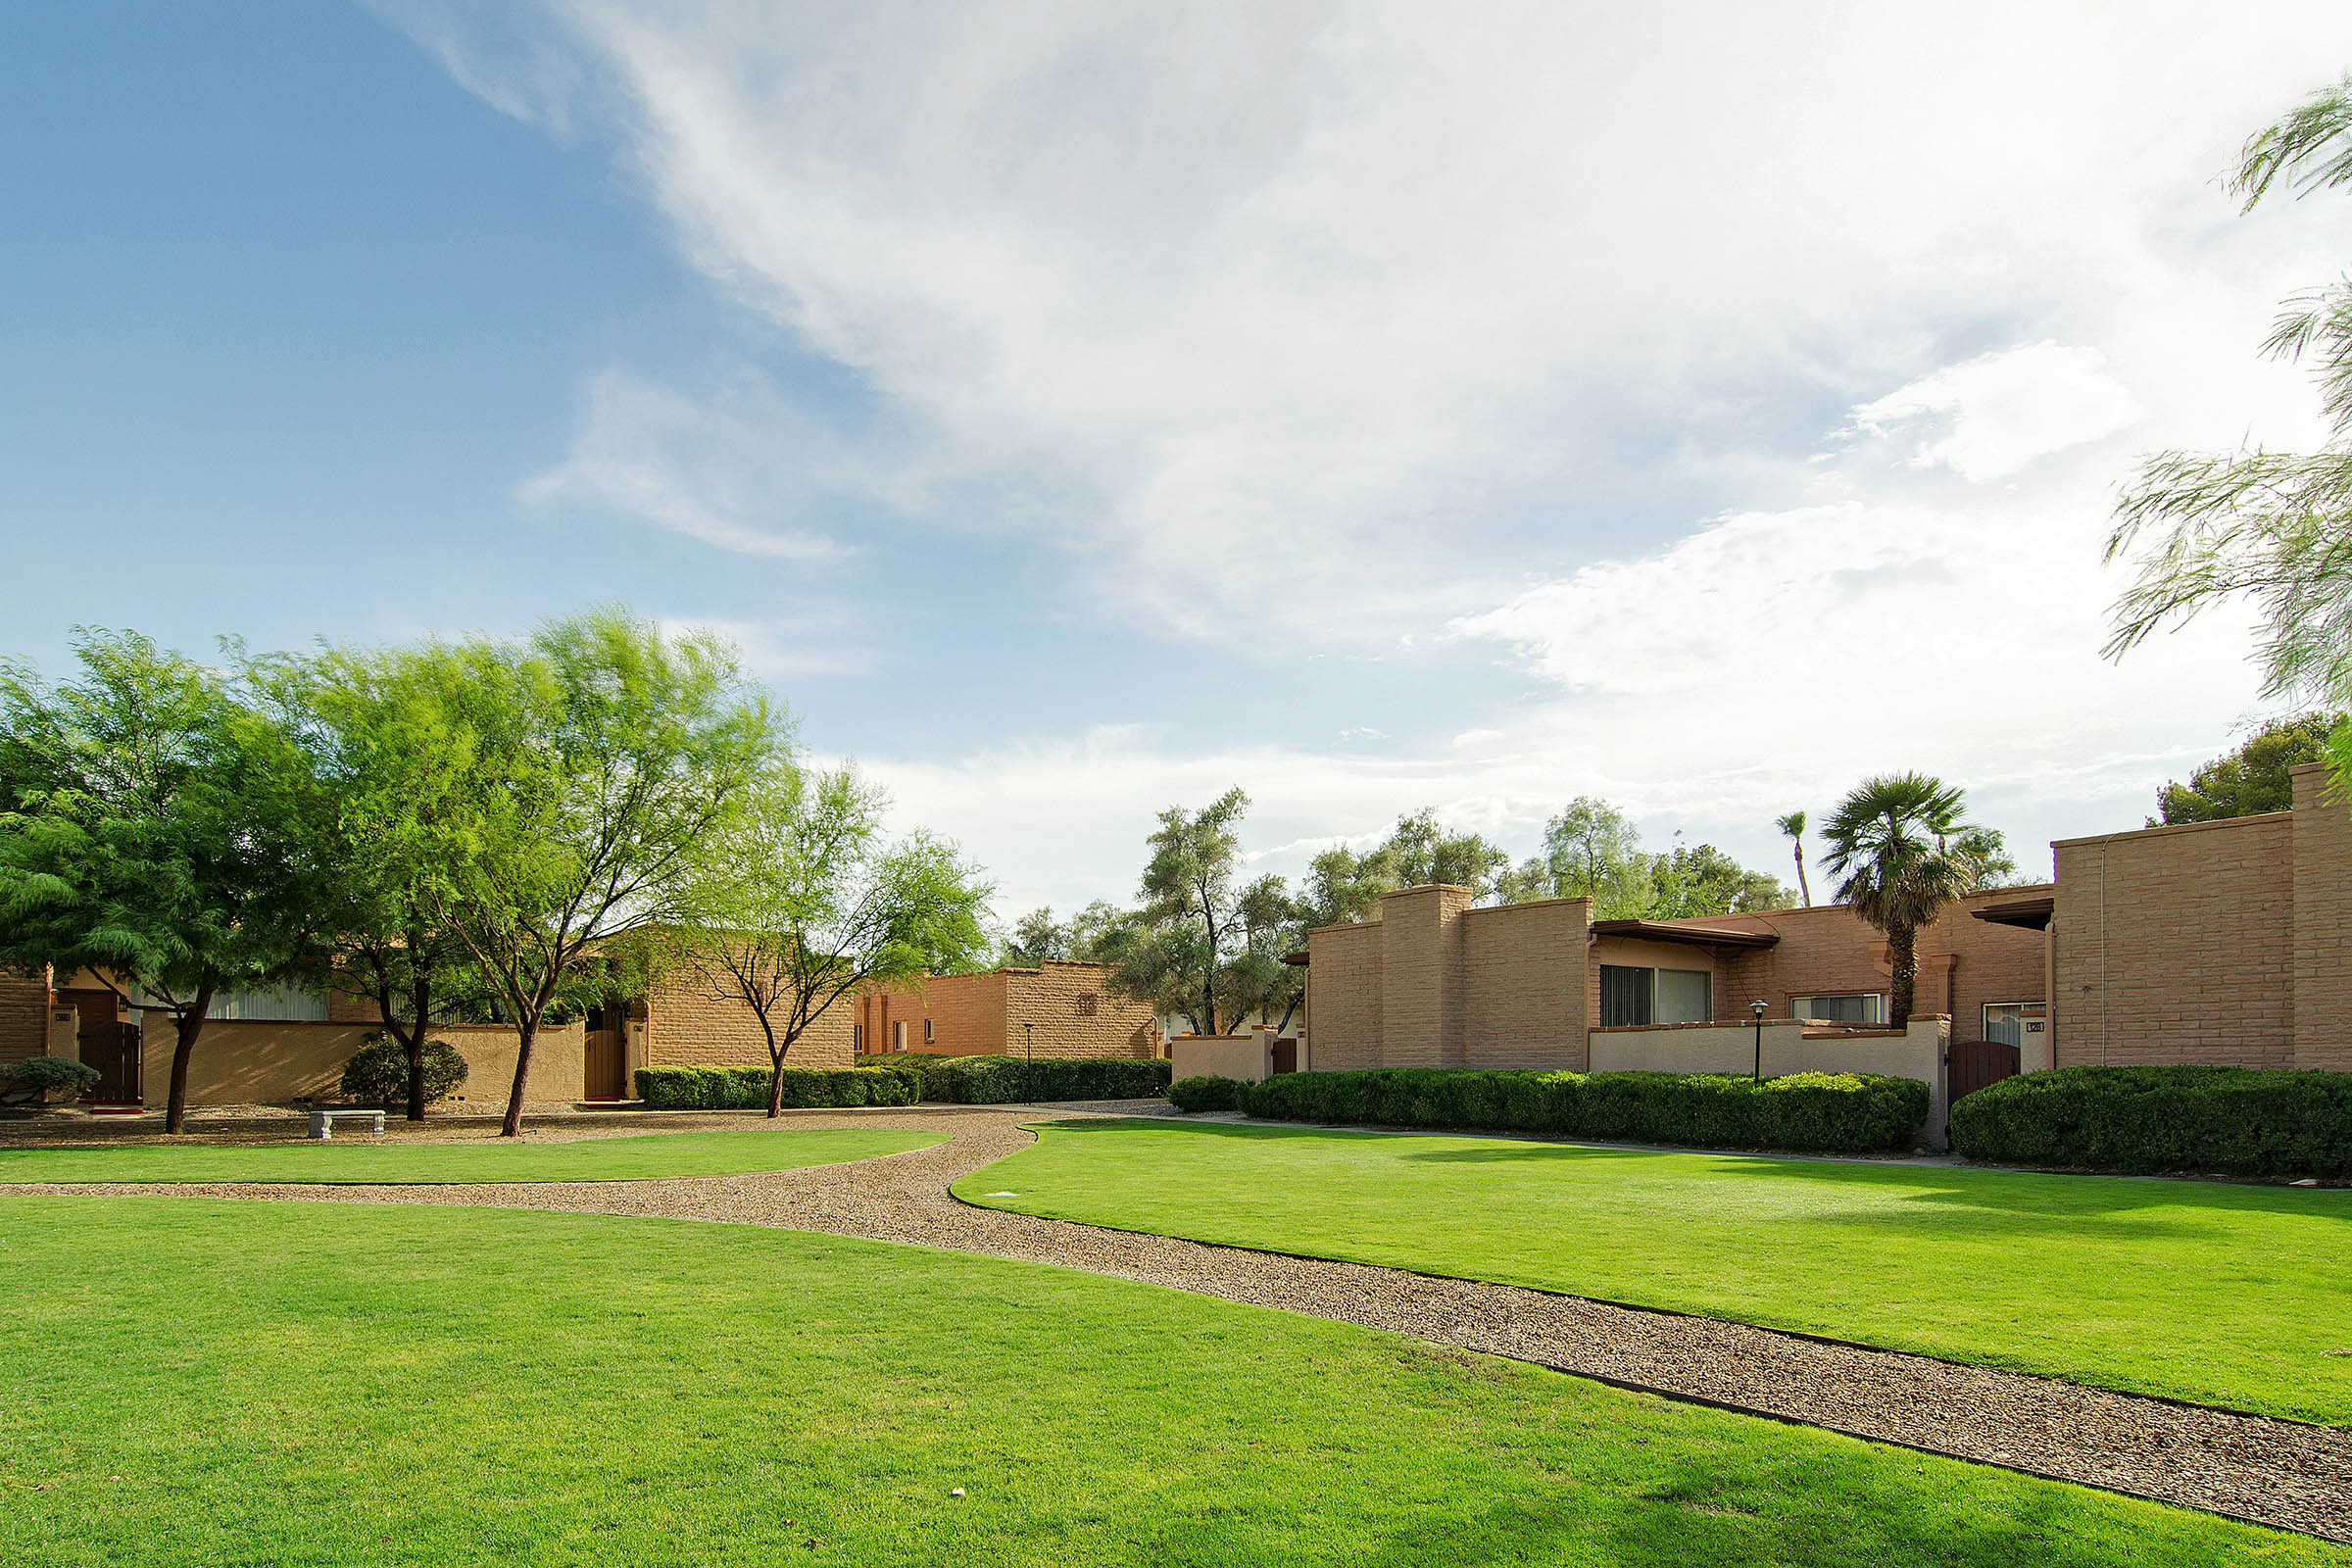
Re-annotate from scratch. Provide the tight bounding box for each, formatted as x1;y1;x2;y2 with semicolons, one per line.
1970;896;2054;931
1589;919;1779;950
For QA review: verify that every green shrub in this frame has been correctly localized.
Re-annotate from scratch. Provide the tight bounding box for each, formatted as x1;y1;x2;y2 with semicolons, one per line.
1236;1067;1929;1153
1167;1075;1243;1112
632;1064;920;1111
339;1035;469;1108
0;1055;103;1103
1949;1064;2352;1178
916;1054;1173;1104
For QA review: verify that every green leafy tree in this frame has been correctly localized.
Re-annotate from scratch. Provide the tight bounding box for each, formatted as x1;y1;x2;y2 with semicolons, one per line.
1819;774;1992;1027
1096;788;1264;1036
1502;798;1657;916
1646;841;1788;918
681;763;991;1116
412;609;782;1137
2150;711;2349;823
2105;75;2352;801
1777;810;1812;906
0;631;326;1132
259;643;495;1121
1297;845;1392;927
1376;808;1512;897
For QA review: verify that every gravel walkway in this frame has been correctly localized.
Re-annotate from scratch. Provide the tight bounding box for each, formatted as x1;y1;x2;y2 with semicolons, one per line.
9;1105;2348;1542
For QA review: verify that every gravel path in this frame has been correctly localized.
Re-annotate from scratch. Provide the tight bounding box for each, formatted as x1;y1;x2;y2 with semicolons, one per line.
9;1104;2348;1542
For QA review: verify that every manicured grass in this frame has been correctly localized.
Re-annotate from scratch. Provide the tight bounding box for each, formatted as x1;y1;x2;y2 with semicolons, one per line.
4;1199;2339;1566
956;1120;2352;1425
0;1126;941;1184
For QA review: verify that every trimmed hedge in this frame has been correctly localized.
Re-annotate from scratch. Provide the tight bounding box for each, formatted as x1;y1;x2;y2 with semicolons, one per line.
340;1035;468;1108
913;1054;1173;1104
633;1064;920;1111
1167;1075;1243;1113
1949;1064;2352;1179
1236;1067;1930;1153
0;1056;102;1103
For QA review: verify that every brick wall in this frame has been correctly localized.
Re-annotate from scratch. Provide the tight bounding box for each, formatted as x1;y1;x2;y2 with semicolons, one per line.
1379;885;1470;1067
1005;961;1161;1058
2054;814;2294;1068
0;972;47;1065
2291;763;2352;1070
1304;919;1385;1069
1463;898;1588;1068
648;971;856;1069
1701;892;2050;1034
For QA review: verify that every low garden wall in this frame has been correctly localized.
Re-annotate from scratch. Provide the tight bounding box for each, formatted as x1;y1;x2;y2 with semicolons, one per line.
1170;1028;1304;1084
1589;1016;1950;1149
114;1017;588;1111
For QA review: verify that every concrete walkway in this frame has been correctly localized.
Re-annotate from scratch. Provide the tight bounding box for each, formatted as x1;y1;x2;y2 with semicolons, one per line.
6;1105;2346;1542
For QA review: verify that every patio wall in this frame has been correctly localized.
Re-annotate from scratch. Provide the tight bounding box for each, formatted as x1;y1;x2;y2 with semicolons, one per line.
1588;1014;1950;1148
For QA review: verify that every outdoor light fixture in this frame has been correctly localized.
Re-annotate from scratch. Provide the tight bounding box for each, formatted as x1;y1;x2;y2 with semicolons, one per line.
1022;1021;1034;1101
1750;1000;1768;1085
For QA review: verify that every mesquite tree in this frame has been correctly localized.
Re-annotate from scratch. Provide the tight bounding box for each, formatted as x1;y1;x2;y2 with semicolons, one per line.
0;631;324;1131
408;609;781;1136
680;764;991;1115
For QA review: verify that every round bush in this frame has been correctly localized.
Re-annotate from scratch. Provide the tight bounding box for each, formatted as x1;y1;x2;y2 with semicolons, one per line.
0;1055;103;1102
340;1034;469;1108
1166;1075;1243;1112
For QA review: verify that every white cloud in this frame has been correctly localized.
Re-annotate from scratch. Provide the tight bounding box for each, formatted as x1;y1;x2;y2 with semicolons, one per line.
1844;342;2143;482
520;370;846;560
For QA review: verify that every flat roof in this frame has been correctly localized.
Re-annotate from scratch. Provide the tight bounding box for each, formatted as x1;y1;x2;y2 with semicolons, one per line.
1970;895;2053;931
1590;919;1779;950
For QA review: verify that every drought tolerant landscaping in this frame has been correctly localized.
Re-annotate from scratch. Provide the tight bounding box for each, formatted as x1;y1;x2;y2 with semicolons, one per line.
956;1119;2352;1425
0;1126;941;1185
5;1196;2340;1568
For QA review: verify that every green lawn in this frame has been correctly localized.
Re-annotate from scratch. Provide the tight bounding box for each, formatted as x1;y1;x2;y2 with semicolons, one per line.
0;1126;941;1184
4;1199;2338;1566
955;1120;2352;1425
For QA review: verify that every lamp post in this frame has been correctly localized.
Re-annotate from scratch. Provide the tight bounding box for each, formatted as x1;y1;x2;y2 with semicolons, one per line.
1022;1021;1034;1102
1750;1000;1767;1085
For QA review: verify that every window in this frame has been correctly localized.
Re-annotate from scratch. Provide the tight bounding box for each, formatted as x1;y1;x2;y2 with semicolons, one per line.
1791;994;1886;1025
923;1018;935;1043
1598;965;1712;1027
853;1023;863;1051
1983;1002;2046;1048
892;1021;906;1051
210;982;328;1022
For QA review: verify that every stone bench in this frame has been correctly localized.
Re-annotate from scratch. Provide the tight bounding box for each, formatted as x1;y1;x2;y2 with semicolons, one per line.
307;1108;386;1142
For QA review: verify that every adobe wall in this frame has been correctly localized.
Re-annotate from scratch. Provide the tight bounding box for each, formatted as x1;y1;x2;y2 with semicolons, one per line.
1303;919;1384;1070
1004;961;1162;1059
1463;898;1589;1069
2291;763;2352;1070
647;972;854;1070
0;972;47;1065
124;1018;591;1109
1587;1015;1950;1149
2053;813;2294;1068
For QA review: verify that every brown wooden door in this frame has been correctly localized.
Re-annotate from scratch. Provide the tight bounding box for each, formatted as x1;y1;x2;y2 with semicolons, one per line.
584;1029;628;1101
1270;1038;1298;1075
59;988;140;1103
1947;1039;2020;1106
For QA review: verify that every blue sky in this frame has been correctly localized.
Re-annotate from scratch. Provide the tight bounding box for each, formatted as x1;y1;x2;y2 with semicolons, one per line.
8;3;2352;924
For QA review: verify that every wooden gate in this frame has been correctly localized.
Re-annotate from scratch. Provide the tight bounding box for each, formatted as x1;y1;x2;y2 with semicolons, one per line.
584;1029;628;1102
59;988;141;1103
1947;1039;2020;1106
1269;1038;1298;1075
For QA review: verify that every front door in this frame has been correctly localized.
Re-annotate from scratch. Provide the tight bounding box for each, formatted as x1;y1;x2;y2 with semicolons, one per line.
59;988;139;1102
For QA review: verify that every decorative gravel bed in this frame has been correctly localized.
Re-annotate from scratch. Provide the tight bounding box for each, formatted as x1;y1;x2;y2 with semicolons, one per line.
7;1103;2346;1542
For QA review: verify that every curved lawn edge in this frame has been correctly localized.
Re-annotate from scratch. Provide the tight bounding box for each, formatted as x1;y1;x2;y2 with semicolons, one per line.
0;1126;946;1186
954;1119;2352;1427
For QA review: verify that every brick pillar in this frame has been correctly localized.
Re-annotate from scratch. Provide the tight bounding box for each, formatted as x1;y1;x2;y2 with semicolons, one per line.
1379;885;1471;1068
2291;763;2352;1070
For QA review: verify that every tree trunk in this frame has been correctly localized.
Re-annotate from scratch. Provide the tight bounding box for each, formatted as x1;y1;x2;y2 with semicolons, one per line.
404;974;432;1122
1887;918;1918;1027
1791;844;1811;907
501;1016;537;1138
163;982;215;1135
762;1015;785;1119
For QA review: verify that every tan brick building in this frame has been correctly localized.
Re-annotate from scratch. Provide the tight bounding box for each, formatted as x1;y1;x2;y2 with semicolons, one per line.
1304;762;2352;1078
855;961;1163;1061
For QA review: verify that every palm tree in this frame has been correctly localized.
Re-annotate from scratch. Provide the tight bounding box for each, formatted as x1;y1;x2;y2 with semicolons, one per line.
1818;774;1988;1027
1775;810;1811;906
